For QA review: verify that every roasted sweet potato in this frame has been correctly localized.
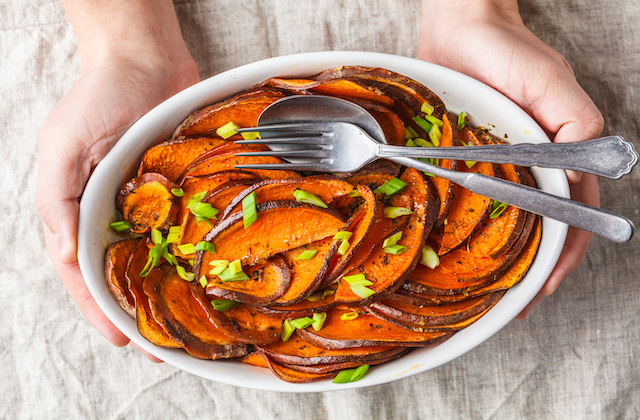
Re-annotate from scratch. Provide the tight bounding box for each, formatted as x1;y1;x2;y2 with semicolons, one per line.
105;238;139;318
137;137;228;182
297;307;454;349
205;256;292;305
432;113;458;228
116;173;179;234
172;88;286;139
334;168;439;304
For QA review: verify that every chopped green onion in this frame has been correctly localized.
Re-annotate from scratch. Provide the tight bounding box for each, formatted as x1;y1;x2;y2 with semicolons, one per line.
177;243;196;256
190;202;219;219
188;191;207;208
108;221;131;232
384;206;413;219
311;312;327;331
229;259;242;275
457;111;467;130
412;116;433;134
306;288;335;302
350;283;376;299
209;265;227;276
209;259;230;267
188;259;194;267
171;188;185;197
281;319;295;342
382;231;403;248
162;246;178;266
373;177;408;196
405;138;416;147
296;249;318;261
490;200;509;219
428;124;442;146
166;226;181;244
240;130;260;140
333;364;370;384
337;239;350;256
292;190;327;208
333;231;353;241
425;115;443;128
347;189;361;198
217;266;250;282
343;273;366;284
198;275;208;288
290;316;313;329
242;191;258;229
384;244;408;255
176;265;195;281
211;299;240;311
194;241;215;254
150;228;163;245
216;121;240;139
413;137;433;148
340;310;360;321
420;245;439;269
421;102;435;115
406;125;419;139
139;243;162;277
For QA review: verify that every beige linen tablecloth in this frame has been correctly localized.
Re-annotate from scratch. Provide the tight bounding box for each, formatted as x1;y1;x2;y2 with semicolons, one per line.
2;0;639;418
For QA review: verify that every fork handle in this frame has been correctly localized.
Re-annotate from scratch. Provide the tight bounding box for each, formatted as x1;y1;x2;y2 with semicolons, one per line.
388;156;635;243
379;135;638;179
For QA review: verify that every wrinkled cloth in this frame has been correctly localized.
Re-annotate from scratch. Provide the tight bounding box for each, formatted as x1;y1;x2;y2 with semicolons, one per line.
1;0;639;418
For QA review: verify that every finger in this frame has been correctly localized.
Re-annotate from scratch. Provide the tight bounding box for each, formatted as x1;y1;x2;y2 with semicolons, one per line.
130;341;164;363
44;224;130;347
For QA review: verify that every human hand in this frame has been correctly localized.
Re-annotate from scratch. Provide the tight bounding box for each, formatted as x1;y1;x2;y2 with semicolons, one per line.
36;0;200;360
417;0;603;317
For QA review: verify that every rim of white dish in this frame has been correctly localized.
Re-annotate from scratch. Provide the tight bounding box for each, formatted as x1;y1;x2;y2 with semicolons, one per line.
78;51;568;393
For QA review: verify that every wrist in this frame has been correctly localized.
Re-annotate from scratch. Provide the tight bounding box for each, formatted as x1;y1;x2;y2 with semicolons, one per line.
62;0;194;75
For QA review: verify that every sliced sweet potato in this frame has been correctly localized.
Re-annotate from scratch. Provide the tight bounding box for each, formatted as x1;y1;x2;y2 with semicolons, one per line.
116;173;179;234
219;303;283;345
259;334;406;366
432;113;458;228
334;168;439;304
137;136;228;182
176;142;300;182
125;240;181;348
172;88;286;139
194;201;346;274
105;238;140;318
368;291;503;328
467;164;528;258
258;353;334;383
143;266;249;358
297;307;454;349
255;288;338;319
241;351;270;368
370;306;496;332
267;238;339;306
217;176;355;222
205;256;292;305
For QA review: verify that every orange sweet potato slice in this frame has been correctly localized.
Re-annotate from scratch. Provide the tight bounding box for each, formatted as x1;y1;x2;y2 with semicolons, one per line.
256;287;338;319
432;113;458;228
116;173;179;234
194;201;346;276
257;352;334;383
368;290;503;328
218;303;283;345
125;240;181;348
217;176;355;222
105;238;140;318
297;307;454;349
173;88;286;139
267;238;339;306
334;168;439;304
137;137;228;182
143;266;249;358
205;256;292;305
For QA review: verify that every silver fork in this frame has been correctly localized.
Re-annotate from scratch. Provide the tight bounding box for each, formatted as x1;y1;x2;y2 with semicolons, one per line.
234;121;637;179
234;122;636;243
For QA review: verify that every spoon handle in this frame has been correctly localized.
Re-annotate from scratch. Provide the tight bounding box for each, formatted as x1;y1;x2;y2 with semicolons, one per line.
379;135;638;179
389;156;635;243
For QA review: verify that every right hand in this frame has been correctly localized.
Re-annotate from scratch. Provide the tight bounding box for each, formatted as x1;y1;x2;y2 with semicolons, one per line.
36;1;200;361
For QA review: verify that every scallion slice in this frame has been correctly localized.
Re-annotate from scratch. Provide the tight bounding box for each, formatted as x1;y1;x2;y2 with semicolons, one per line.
457;111;467;130
165;226;181;244
217;266;250;282
281;319;295;342
420;245;440;269
340;310;360;321
139;243;162;277
382;231;403;248
412;116;432;134
211;299;240;311
311;312;327;331
421;102;435;115
194;241;215;254
350;283;376;299
383;244;408;255
296;249;318;261
150;228;163;245
108;221;131;232
292;190;328;208
332;364;370;384
490;200;509;219
333;231;353;241
428;124;442;146
384;206;413;219
405;138;416;147
343;274;366;284
425;115;443;128
337;239;350;256
240;130;259;140
413;137;433;148
177;243;196;256
198;275;208;288
176;265;195;281
216;121;240;139
373;177;408;196
242;191;258;229
290;317;313;329
171;188;185;197
406;125;419;139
